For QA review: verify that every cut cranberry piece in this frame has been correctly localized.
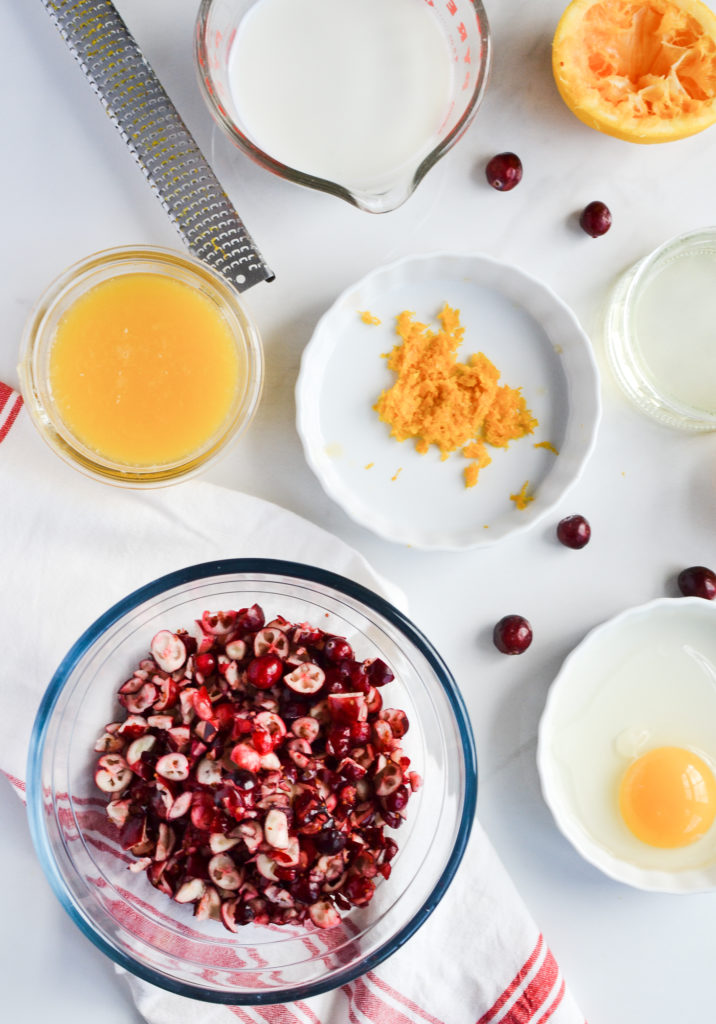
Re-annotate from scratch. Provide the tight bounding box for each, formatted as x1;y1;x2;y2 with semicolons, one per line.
291;716;320;743
153;678;179;712
156;753;189;781
314;828;347;855
374;762;403;797
200;609;237;637
167;791;193;820
193;685;214;721
677;565;716;600
264;808;291;850
368;658;394;688
309;899;341;929
231;768;257;790
235;604;265;633
208;853;242;890
230;743;261;773
485;152;523;191
224;638;247;660
95;766;132;793
125;734;156;768
379;708;409;737
328;692;368;724
493;615;533;655
94;732;125;753
117;715;149;740
284;662;325;694
254;627;289;659
150;630;187;673
175;878;206;904
343;875;375;906
383;784;410;814
556;514;591;549
119;682;157;715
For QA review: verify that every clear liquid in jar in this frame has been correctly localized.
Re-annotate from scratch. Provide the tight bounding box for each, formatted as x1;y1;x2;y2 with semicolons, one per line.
633;246;716;416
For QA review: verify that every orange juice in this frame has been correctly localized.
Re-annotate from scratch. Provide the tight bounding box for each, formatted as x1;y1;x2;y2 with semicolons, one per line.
48;273;242;467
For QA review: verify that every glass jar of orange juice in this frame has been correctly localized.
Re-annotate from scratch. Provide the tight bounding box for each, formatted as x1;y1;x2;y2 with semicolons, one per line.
19;246;263;486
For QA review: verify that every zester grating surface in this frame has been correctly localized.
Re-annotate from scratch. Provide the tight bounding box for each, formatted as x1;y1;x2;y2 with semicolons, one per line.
42;0;273;291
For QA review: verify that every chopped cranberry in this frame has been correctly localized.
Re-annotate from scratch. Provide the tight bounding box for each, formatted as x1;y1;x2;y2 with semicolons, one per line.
314;828;347;854
556;514;591;549
677;565;716;600
368;658;394;688
93;604;416;932
493;615;533;655
383;784;410;814
234;604;265;633
343;875;376;906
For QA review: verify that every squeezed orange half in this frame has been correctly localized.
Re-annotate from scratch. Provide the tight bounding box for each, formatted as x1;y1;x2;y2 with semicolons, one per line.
553;0;716;143
49;273;242;467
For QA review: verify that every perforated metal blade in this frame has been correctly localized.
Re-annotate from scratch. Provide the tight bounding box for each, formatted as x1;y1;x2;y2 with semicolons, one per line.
42;0;273;291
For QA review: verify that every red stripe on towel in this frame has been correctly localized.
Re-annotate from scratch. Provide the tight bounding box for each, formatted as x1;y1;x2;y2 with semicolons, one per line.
253;1003;310;1024
0;381;13;412
477;935;544;1024
350;975;420;1024
368;972;447;1024
501;948;560;1024
293;1002;323;1024
535;980;566;1024
1;770;27;796
0;386;23;445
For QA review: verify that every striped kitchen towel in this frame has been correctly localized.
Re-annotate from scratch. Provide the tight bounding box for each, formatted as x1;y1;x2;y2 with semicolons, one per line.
0;383;585;1024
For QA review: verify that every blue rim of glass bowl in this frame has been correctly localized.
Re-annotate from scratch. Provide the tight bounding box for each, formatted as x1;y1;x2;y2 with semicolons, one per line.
26;557;477;1005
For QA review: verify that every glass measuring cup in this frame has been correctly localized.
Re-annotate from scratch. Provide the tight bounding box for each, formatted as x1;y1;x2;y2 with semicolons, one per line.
195;0;492;214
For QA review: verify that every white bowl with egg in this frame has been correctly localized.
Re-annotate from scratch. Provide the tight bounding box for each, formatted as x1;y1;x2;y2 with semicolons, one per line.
537;597;716;893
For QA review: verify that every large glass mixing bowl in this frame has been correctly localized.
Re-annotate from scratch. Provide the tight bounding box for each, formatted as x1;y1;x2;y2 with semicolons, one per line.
27;559;477;1003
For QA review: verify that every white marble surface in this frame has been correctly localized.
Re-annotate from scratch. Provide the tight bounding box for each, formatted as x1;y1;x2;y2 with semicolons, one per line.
2;0;716;1021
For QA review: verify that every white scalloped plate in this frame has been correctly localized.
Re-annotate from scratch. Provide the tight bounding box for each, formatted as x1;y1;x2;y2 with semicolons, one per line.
296;252;601;550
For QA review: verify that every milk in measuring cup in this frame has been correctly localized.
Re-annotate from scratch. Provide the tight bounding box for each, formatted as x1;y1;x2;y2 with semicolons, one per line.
227;0;454;192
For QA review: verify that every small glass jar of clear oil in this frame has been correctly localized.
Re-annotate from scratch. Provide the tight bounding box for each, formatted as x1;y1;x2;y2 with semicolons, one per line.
606;228;716;432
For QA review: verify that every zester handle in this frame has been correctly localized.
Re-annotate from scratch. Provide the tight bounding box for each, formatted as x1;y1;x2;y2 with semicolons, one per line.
42;0;273;292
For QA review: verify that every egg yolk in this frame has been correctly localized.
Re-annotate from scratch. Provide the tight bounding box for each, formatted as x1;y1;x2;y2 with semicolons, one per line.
618;746;716;849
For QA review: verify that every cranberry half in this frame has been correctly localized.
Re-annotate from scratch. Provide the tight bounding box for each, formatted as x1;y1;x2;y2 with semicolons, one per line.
556;514;591;549
677;565;716;600
493;615;533;655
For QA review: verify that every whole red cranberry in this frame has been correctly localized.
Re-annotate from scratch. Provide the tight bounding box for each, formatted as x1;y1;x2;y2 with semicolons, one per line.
579;201;611;237
493;615;533;655
485;152;523;191
194;652;217;676
556;514;591;549
323;636;354;662
677;565;716;600
247;653;283;690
